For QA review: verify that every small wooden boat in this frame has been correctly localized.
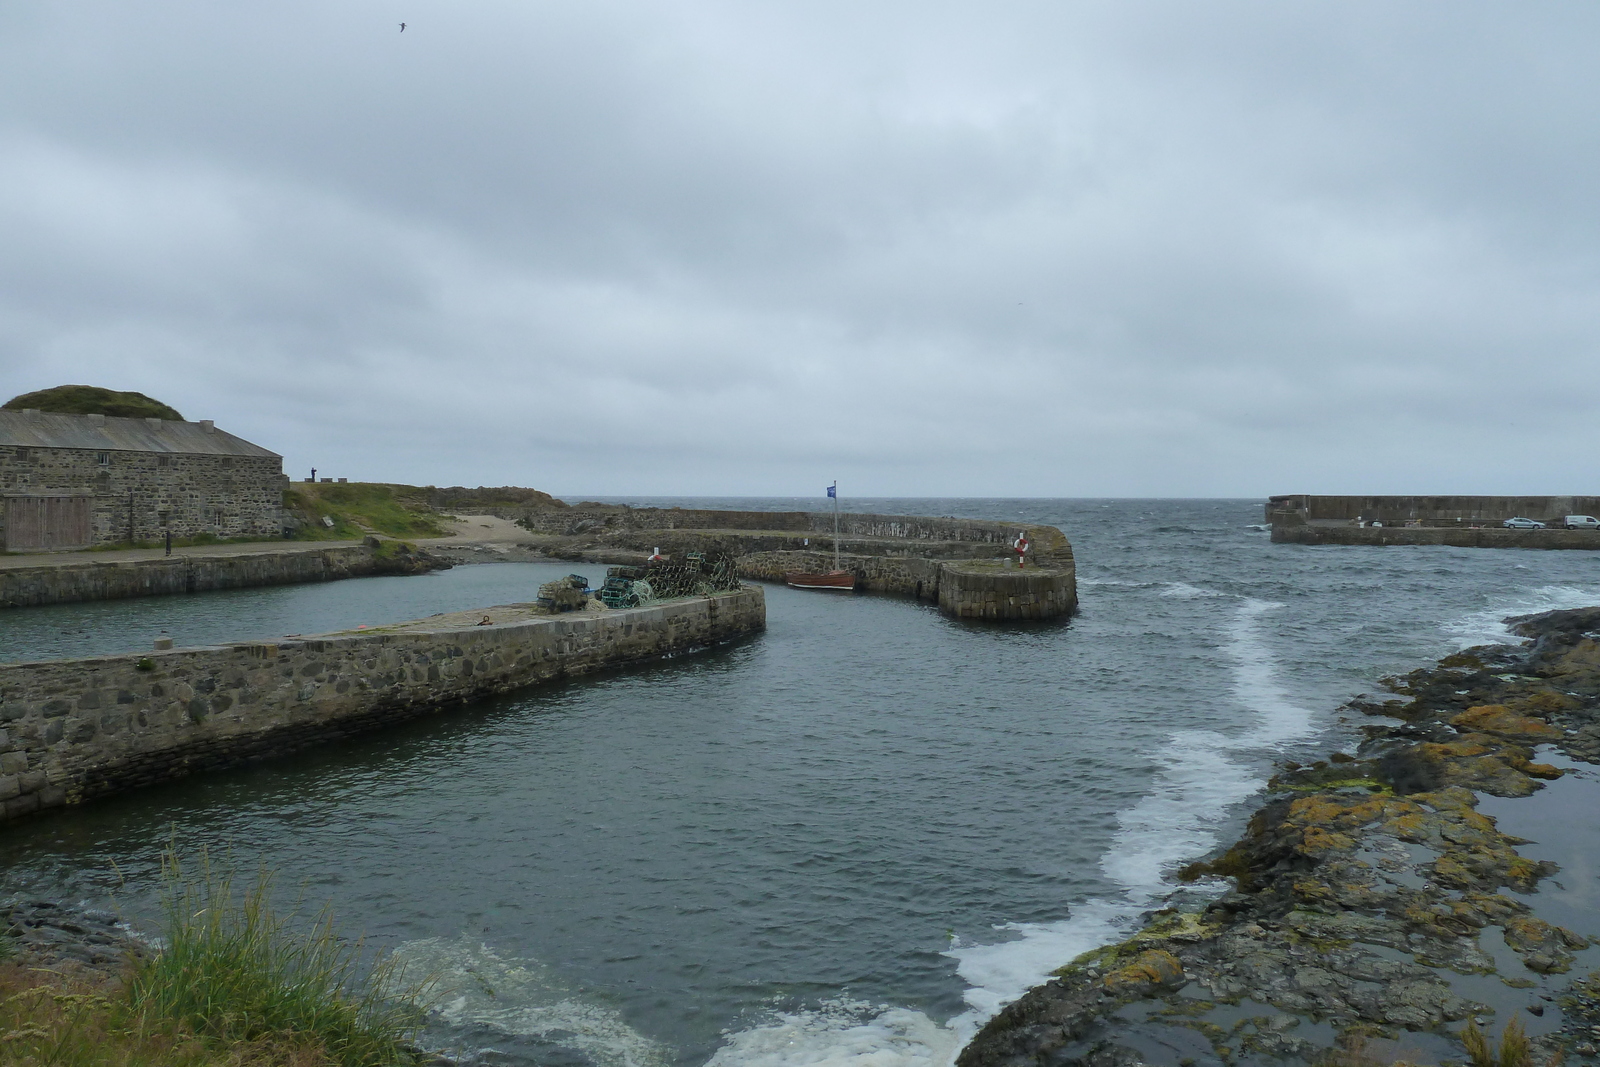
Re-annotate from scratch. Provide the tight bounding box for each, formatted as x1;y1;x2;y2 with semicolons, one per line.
784;480;856;592
784;570;856;590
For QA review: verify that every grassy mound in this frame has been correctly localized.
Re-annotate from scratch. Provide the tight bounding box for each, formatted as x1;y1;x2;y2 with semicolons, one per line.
3;385;184;421
284;484;450;541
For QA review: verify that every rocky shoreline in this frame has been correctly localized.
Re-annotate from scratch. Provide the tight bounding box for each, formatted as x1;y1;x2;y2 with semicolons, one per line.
1;899;144;980
960;606;1600;1067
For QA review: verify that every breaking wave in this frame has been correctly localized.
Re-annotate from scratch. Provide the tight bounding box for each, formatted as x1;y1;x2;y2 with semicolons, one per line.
710;592;1315;1066
394;938;673;1067
1442;584;1600;649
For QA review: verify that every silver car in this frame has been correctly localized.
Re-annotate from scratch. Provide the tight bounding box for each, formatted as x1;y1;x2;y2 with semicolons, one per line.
1503;517;1546;529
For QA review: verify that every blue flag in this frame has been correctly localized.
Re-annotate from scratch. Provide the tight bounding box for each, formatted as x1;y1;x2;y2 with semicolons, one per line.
827;485;836;498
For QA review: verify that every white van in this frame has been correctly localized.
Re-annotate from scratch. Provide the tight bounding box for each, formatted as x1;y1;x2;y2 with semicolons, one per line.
1564;515;1600;530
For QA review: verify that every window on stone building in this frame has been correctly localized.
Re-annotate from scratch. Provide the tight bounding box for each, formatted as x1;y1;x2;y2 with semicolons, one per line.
96;452;110;465
221;457;235;469
14;447;29;461
157;456;171;468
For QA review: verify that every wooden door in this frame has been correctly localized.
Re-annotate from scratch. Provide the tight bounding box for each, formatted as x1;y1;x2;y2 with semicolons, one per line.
3;496;92;550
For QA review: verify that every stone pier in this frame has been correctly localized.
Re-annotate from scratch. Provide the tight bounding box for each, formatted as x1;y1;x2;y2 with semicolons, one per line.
735;550;1076;620
936;561;1076;620
0;586;765;824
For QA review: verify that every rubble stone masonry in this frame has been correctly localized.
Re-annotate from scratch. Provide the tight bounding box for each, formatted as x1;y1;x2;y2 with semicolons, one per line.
0;586;765;824
0;447;285;545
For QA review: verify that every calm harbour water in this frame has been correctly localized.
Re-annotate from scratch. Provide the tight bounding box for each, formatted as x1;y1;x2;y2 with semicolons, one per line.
4;498;1600;1067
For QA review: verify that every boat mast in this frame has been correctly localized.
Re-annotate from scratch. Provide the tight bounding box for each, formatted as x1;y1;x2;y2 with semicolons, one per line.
832;480;840;572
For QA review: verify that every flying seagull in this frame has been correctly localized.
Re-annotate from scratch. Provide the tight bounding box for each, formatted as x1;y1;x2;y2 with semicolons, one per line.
399;21;406;31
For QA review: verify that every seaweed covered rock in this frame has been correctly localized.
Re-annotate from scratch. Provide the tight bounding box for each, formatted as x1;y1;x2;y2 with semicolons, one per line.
363;536;453;576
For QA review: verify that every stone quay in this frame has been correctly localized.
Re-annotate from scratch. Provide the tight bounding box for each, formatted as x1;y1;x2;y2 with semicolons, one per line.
0;586;765;824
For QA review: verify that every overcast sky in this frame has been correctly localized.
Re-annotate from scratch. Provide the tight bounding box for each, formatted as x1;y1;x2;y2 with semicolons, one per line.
3;3;1598;498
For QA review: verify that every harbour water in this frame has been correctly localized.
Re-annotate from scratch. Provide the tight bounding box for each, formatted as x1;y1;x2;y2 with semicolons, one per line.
4;498;1600;1067
0;559;587;664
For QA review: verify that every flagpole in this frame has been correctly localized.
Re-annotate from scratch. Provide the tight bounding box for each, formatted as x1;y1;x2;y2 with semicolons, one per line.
832;481;840;572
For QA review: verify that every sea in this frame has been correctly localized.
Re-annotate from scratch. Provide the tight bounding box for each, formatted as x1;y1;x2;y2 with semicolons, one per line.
4;498;1600;1067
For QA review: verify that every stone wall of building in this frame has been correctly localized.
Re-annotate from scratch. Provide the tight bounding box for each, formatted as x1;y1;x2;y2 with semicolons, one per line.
0;586;765;824
0;445;285;547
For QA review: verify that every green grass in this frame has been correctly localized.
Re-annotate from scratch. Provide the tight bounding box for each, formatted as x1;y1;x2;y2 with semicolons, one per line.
121;849;432;1067
0;964;341;1066
2;385;183;421
284;485;448;541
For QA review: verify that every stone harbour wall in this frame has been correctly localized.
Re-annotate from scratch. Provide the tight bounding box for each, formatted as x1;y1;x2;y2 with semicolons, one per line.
0;543;405;609
736;550;946;598
735;551;1077;620
508;506;1070;557
0;586;765;824
1267;494;1600;527
937;562;1077;620
1272;525;1600;550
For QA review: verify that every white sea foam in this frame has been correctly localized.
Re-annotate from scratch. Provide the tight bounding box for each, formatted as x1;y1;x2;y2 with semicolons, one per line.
705;1000;961;1067
942;898;1134;1029
938;594;1314;1052
1098;730;1265;890
710;593;1316;1066
1442;584;1600;649
1158;582;1227;599
478;593;1316;1067
1226;599;1314;747
394;938;672;1067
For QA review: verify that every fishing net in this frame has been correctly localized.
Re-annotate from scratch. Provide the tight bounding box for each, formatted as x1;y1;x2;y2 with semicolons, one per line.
599;552;740;607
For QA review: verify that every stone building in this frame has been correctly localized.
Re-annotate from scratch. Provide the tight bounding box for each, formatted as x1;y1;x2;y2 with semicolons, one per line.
0;409;286;550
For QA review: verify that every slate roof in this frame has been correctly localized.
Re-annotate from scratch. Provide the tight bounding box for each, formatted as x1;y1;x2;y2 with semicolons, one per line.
0;410;280;458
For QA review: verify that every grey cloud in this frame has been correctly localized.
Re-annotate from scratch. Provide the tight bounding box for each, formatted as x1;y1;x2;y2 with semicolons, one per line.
3;1;1599;496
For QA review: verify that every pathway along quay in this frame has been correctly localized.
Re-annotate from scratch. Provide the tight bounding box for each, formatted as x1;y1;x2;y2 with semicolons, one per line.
0;586;764;824
0;536;449;608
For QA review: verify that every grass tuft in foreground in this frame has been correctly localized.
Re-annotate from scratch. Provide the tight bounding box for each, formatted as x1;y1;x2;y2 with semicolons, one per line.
1461;1018;1557;1067
122;849;430;1067
0;963;329;1066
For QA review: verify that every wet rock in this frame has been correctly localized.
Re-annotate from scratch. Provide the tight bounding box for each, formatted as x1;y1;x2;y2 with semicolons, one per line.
1103;950;1186;996
1504;916;1589;974
2;899;143;980
1451;705;1565;742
